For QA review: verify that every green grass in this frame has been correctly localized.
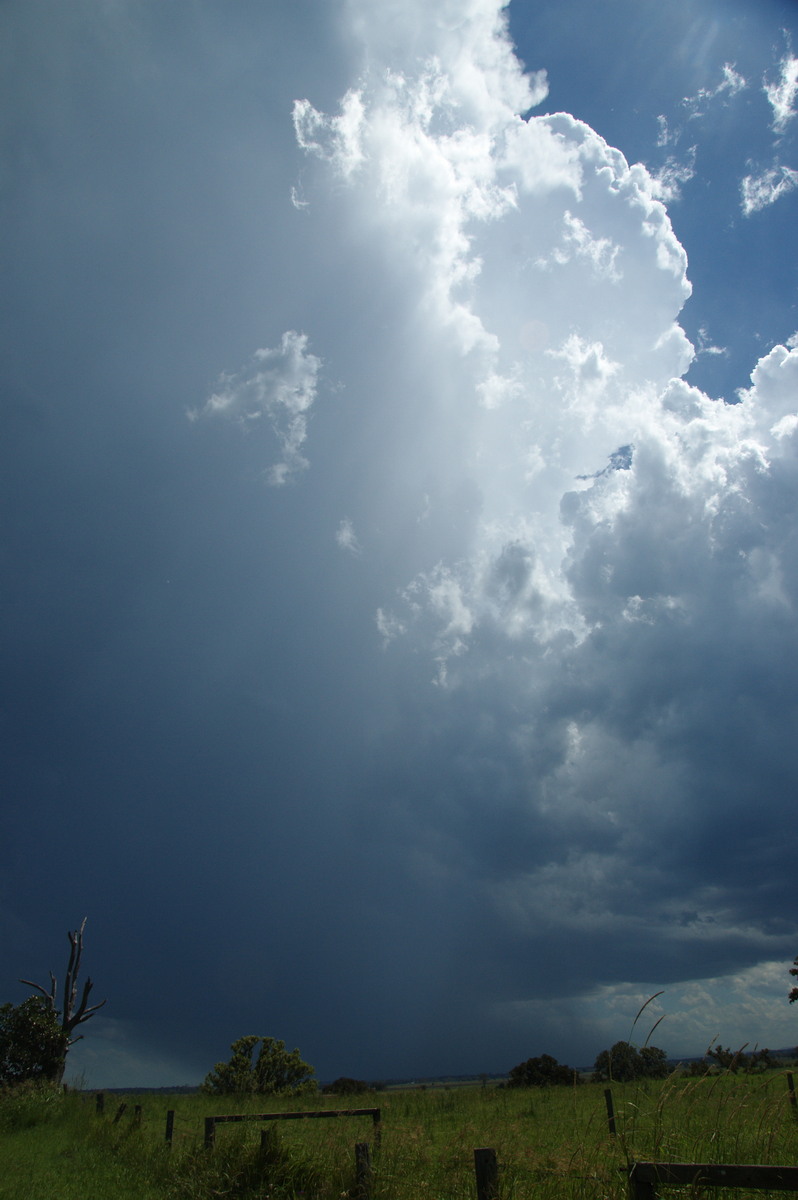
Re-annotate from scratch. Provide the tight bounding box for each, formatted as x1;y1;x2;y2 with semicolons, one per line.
1;1072;797;1199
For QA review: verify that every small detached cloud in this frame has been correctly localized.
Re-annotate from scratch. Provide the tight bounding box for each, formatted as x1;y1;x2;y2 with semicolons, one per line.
335;518;362;556
192;331;322;485
683;62;747;119
740;164;798;215
695;326;727;358
765;53;798;135
648;148;696;203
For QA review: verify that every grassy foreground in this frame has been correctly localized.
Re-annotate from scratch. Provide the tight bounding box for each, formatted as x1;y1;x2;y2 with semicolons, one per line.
1;1072;797;1199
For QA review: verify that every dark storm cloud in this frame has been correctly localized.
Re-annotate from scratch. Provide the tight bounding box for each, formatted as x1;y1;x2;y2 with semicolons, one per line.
3;0;798;1088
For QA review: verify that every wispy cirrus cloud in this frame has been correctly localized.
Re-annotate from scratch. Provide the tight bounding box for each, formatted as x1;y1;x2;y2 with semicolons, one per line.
765;53;798;134
736;50;798;215
740;164;798;214
683;62;747;118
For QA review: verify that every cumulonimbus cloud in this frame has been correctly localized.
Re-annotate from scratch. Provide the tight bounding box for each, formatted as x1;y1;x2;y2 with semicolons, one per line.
287;0;798;1025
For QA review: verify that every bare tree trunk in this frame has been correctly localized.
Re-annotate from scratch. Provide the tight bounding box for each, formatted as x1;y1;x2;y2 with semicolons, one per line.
20;918;106;1083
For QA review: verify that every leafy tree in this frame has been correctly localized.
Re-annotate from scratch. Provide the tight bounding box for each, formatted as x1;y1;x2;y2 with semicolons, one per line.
789;954;798;1003
593;1041;638;1082
202;1035;316;1095
592;1040;669;1082
639;1045;669;1078
506;1053;579;1087
0;997;70;1086
20;918;106;1084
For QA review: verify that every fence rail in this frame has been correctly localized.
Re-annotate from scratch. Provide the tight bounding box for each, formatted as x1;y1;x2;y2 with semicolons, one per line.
628;1161;798;1199
204;1106;381;1148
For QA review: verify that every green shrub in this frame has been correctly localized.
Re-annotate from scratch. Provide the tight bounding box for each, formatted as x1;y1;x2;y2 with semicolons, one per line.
0;1078;66;1132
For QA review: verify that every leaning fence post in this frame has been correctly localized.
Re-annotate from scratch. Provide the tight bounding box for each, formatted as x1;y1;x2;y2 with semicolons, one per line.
355;1142;373;1200
787;1073;797;1117
474;1147;498;1200
165;1109;175;1145
604;1088;617;1136
113;1103;127;1124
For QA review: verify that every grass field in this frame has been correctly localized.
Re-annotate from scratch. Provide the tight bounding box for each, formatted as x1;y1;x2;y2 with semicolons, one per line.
2;1071;798;1200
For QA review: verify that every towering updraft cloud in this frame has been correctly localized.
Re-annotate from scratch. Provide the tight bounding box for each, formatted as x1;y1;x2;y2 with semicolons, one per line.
282;0;798;1045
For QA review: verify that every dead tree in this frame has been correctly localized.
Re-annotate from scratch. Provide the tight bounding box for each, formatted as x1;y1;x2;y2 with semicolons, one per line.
20;918;106;1082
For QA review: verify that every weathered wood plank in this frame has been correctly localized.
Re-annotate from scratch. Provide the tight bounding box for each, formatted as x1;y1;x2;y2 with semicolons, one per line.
204;1107;381;1148
630;1161;798;1195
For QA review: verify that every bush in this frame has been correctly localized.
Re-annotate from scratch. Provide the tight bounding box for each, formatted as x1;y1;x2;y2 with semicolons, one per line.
202;1035;317;1095
322;1076;373;1095
506;1053;579;1087
0;997;69;1086
0;1079;65;1131
697;1045;776;1075
592;1041;669;1082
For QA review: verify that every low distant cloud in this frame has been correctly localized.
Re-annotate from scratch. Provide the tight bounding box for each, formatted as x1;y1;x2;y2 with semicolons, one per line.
740;164;798;215
192;331;322;485
765;53;798;135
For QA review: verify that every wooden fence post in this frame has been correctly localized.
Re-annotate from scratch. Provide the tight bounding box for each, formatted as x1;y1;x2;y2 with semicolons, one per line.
474;1147;498;1200
628;1163;657;1200
204;1116;216;1148
787;1073;797;1116
604;1088;617;1136
133;1104;142;1126
95;1092;104;1115
165;1109;175;1145
113;1103;127;1124
355;1142;372;1200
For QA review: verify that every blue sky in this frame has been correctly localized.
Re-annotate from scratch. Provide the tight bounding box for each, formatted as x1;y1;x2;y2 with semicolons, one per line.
2;0;798;1088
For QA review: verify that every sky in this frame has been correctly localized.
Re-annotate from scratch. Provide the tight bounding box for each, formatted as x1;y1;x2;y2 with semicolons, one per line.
2;0;798;1089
